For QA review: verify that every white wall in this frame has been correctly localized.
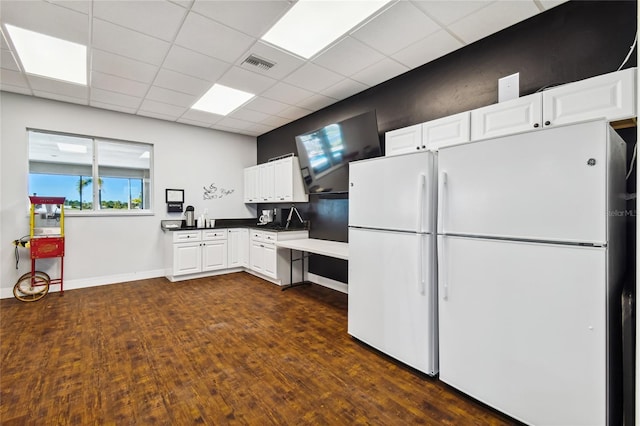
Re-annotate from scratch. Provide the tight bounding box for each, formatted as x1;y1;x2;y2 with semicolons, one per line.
0;92;256;297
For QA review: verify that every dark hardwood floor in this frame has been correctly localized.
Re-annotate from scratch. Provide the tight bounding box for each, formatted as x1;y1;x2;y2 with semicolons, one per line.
1;273;515;425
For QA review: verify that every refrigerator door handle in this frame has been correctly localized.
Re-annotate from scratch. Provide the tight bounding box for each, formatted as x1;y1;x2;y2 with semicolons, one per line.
419;235;425;295
437;237;447;300
437;171;447;234
417;173;426;233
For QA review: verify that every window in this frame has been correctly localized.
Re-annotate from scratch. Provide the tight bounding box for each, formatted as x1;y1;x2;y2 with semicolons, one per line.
28;130;152;213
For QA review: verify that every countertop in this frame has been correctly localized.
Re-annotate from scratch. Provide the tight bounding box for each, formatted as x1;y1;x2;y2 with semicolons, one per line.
161;219;308;233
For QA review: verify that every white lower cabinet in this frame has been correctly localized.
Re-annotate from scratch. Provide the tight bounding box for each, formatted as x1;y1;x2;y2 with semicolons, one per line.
165;227;306;284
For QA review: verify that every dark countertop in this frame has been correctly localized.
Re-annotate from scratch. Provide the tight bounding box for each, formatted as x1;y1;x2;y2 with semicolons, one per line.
161;218;308;232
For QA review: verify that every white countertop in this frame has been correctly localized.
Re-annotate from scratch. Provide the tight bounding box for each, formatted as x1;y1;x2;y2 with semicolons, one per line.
275;238;348;260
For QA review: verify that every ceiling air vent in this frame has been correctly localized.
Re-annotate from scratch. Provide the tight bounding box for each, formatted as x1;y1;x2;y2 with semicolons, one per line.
242;54;276;71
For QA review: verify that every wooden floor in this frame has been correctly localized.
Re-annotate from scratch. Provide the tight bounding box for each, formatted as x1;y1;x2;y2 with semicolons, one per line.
1;273;516;425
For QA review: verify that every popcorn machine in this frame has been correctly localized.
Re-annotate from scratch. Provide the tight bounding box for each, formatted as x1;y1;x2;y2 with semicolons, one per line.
12;196;65;302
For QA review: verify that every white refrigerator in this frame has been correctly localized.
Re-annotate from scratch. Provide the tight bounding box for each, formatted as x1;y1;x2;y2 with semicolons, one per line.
348;151;438;376
437;120;626;425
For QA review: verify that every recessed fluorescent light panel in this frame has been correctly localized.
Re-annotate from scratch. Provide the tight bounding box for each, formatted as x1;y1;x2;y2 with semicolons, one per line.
4;24;87;85
192;84;255;116
261;0;392;59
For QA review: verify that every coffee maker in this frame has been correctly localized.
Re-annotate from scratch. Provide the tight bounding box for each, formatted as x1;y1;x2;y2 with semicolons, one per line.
259;209;273;225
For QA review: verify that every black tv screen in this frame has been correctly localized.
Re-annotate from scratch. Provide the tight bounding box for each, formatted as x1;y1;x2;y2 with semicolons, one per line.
295;110;381;194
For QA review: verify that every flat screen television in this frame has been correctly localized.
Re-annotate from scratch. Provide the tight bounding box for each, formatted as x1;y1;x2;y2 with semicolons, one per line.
294;110;381;194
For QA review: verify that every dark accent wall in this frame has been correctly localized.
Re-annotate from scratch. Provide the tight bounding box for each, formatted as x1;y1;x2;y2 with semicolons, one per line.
257;0;637;285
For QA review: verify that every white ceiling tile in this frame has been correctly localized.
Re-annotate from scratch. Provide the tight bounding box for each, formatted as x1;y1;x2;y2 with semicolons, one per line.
91;87;142;109
246;122;274;135
313;37;385;77
138;98;188;117
238;41;305;80
1;0;88;44
322;78;369;100
169;0;194;8
228;108;270;123
177;117;213;128
162;45;230;81
261;82;313;104
277;105;312;121
296;93;337;111
243;96;289;115
217;66;277;95
351;57;409;86
448;1;540;44
32;90;88;105
212;123;253;135
48;1;91;15
1;49;20;71
90;100;138;115
0;68;29;88
153;69;211;96
91;49;159;84
217;116;254;130
180;108;223;124
538;0;569;11
191;1;292;38
146;85;197;108
91;71;150;98
27;75;88;99
260;115;290;128
392;29;463;69
285;63;344;93
351;1;441;56
92;19;170;65
137;109;179;121
412;0;492;26
93;0;188;42
174;12;256;63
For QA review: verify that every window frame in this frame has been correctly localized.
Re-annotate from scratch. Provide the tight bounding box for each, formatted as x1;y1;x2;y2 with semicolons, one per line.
27;128;155;217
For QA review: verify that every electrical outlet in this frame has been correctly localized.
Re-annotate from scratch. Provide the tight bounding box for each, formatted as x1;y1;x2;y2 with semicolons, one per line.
498;72;519;102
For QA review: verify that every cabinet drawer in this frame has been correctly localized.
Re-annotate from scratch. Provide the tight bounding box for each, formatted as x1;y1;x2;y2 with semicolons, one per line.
251;230;264;241
203;229;227;240
173;230;201;243
263;231;277;243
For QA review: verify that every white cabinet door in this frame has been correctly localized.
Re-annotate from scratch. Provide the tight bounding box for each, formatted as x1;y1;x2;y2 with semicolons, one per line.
227;229;241;268
258;163;275;202
202;240;227;271
471;93;542;141
239;228;249;267
438;235;606;426
422;111;470;150
243;166;259;203
385;123;423;156
262;243;277;278
348;228;437;375
274;157;293;202
250;241;264;272
543;67;636;126
173;242;202;276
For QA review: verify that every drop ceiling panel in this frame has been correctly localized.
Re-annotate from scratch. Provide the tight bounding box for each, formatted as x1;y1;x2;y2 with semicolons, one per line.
139;98;187;117
174;12;255;63
351;57;409;86
351;1;441;56
92;19;171;65
137;109;180;122
91;87;142;109
296;93;337;111
284;63;344;93
162;45;230;81
448;0;540;44
92;0;188;42
90;100;138;115
277;105;312;121
153;68;211;96
412;0;492;26
146;86;196;108
49;1;91;15
177;117;213;128
228;108;270;123
33;90;87;105
322;78;369;100
392;29;463;69
243;96;289;115
260;115;290;128
191;0;292;38
261;82;314;105
1;83;31;95
1;68;30;89
217;66;278;95
27;75;88;99
1;0;88;44
238;41;305;80
180;108;222;124
91;71;150;98
313;37;386;77
1;48;19;71
91;49;159;84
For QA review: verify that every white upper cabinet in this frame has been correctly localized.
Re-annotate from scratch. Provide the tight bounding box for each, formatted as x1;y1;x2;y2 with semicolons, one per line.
244;156;308;204
423;111;471;151
542;67;636;127
471;93;543;141
385;123;423;156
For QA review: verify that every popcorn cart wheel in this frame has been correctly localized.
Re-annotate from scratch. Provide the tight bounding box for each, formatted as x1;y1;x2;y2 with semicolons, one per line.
13;196;65;302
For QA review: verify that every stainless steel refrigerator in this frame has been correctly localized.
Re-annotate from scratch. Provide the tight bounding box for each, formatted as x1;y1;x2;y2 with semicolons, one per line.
437;119;626;425
348;151;438;376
